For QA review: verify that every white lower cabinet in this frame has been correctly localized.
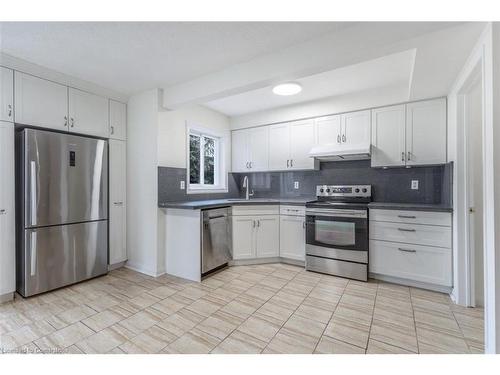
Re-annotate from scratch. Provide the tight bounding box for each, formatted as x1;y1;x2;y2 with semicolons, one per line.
0;121;15;298
279;214;305;261
109;140;127;265
232;205;279;260
369;208;452;289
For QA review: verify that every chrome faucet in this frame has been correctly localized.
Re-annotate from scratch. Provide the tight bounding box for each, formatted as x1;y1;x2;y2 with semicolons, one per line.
242;176;254;200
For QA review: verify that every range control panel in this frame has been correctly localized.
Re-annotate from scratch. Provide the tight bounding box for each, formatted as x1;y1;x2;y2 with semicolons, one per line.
316;185;372;198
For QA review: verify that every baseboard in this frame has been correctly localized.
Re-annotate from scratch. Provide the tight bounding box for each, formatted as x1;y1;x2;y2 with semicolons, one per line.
108;260;127;271
125;262;166;278
0;292;14;304
369;273;453;294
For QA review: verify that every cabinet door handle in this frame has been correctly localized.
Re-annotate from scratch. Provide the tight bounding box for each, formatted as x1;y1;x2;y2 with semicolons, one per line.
337;134;341;144
398;215;416;219
246;162;249;169
7;104;12;117
64;116;68;127
398;228;416;232
342;134;346;143
407;151;411;161
398;247;416;253
257;219;260;227
0;208;6;215
113;201;123;206
70;117;75;127
303;221;306;229
111;126;115;135
249;161;252;169
286;159;289;168
290;159;293;167
401;152;405;162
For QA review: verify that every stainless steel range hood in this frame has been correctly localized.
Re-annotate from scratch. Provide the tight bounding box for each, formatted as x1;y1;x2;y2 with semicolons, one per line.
309;143;371;161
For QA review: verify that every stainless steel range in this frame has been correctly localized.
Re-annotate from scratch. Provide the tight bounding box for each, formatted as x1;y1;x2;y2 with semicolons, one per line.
305;185;371;281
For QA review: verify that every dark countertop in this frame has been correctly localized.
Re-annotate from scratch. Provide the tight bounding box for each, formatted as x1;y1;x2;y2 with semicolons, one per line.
158;197;314;210
368;202;453;212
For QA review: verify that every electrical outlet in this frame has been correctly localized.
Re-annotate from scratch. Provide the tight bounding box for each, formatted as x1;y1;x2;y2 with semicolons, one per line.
294;181;299;189
411;180;419;190
180;180;185;190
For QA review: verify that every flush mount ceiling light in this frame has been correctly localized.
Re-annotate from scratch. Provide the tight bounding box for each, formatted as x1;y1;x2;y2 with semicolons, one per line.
272;82;302;96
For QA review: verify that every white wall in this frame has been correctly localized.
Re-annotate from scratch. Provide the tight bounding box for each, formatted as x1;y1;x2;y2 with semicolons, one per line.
230;85;408;129
157;104;231;168
127;89;162;276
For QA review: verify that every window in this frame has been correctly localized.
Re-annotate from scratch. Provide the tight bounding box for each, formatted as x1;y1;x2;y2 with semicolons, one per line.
187;126;226;193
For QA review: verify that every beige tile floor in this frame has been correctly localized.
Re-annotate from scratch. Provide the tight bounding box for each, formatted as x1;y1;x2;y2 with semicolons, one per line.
0;263;484;354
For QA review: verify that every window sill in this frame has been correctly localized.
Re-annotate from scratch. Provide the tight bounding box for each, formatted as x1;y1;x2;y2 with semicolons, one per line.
186;187;229;195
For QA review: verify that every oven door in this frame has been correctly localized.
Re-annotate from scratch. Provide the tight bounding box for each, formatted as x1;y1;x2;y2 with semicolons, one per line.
306;208;368;252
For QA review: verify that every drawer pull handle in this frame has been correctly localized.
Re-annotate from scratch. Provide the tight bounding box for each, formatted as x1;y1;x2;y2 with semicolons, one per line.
398;248;416;253
398;215;416;219
397;228;416;232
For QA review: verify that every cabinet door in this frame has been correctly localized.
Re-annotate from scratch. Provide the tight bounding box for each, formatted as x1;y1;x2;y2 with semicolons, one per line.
232;215;255;259
14;72;68;130
279;215;305;261
109;100;127;141
255;215;280;258
341;110;371;146
406;98;447;166
231;129;250;172
69;88;109;138
316;115;341;146
289;119;315;169
248;126;269;171
371;105;406;167
0;121;15;295
109;140;127;265
0;67;14;122
268;123;290;170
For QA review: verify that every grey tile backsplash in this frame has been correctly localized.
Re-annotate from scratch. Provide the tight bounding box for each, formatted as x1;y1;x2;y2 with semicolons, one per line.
158;160;453;206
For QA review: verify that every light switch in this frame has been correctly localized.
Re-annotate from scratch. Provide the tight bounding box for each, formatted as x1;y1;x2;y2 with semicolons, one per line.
411;180;419;190
180;180;185;190
294;181;299;189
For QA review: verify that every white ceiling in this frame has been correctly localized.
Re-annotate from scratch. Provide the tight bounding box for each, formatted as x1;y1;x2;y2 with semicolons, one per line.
0;22;355;95
205;49;416;116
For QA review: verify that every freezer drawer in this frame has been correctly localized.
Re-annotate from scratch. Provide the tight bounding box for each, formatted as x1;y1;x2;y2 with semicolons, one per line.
17;220;108;297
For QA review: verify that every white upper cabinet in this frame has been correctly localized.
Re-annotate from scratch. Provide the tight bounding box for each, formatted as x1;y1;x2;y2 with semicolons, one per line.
231;126;269;172
315;115;341;146
268;123;290;170
341;110;371;146
0;67;14;122
406;98;447;166
371;99;446;168
14;72;69;130
69;88;109;138
109;100;127;141
371;104;406;167
289;119;316;169
248;126;269;171
109;139;127;265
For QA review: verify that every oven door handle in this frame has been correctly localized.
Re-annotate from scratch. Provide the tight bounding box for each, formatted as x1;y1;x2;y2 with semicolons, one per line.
306;210;367;219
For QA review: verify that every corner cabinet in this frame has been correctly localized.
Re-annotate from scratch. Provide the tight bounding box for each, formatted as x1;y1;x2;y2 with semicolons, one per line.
14;71;69;130
1;67;14;122
69;88;109;138
0;121;15;298
371;98;447;167
109;139;127;266
232;205;279;260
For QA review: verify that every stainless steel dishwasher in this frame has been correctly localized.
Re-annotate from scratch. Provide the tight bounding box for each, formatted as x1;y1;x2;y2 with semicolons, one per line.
201;207;232;276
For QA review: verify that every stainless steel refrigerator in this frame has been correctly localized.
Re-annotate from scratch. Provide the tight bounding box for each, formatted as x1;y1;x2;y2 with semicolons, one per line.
16;128;108;297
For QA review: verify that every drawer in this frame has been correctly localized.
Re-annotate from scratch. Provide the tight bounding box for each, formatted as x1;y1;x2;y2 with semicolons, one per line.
369;209;451;227
369;221;451;248
369;240;452;287
232;205;279;216
280;205;305;216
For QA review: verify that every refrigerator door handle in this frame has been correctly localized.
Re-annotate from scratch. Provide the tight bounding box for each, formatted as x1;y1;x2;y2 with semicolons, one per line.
30;231;37;276
30;160;37;226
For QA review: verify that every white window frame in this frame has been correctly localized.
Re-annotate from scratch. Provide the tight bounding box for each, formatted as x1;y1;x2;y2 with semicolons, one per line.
186;123;228;194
